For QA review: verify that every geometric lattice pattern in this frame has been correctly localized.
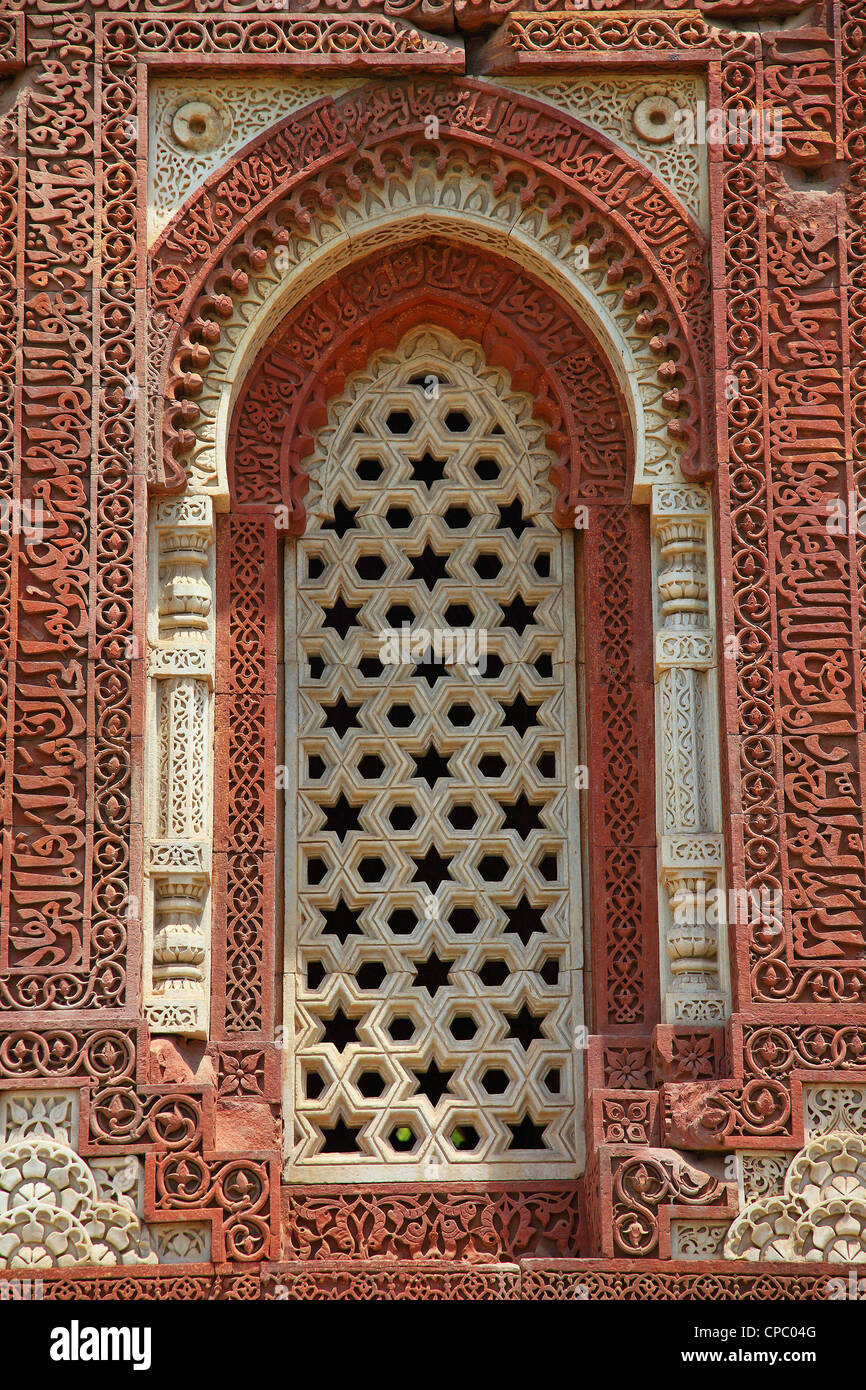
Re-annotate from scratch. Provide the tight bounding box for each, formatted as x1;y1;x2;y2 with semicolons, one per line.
286;328;584;1175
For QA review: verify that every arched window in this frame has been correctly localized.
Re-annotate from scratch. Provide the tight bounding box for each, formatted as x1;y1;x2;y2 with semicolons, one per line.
145;158;729;1152
143;87;730;1263
285;328;584;1175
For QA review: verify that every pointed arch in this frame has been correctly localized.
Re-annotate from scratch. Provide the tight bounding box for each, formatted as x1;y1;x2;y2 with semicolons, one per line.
148;77;712;498
142;79;729;1108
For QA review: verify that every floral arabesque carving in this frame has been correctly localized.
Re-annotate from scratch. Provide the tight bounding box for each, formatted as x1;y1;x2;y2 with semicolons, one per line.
0;1136;156;1269
725;1132;866;1262
0;1085;211;1270
610;1149;734;1259
148;70;709;240
663;1031;866;1149
283;1183;583;1261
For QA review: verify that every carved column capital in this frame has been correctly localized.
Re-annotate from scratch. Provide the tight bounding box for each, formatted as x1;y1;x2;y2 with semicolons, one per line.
148;871;210;1038
154;495;215;647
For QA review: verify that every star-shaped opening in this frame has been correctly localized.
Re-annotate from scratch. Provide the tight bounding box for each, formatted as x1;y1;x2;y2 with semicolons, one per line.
503;897;547;947
499;593;537;635
410;845;452;893
498;793;546;837
497;498;531;539
322;595;362;639
499;693;541;738
319;793;363;838
412;744;452;787
411;656;451;689
504;1003;545;1051
408;450;448;489
322;695;362;739
319;1117;361;1153
321;499;358;538
408;544;450;591
319;1007;361;1052
507;1115;547;1150
411;1058;455;1107
411;951;455;997
320;901;363;944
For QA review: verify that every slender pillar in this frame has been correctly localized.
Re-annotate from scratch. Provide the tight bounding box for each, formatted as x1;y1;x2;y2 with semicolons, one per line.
144;496;215;1037
651;484;729;1023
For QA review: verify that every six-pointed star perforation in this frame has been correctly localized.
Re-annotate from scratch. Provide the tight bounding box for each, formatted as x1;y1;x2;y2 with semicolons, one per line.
408;543;450;590
411;845;453;892
293;331;577;1167
411;744;452;787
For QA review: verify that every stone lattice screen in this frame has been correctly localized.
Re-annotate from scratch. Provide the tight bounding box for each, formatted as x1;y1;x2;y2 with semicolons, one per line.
0;0;864;1299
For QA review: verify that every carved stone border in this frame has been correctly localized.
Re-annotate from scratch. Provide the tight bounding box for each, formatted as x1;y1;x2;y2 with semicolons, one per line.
1;0;856;1279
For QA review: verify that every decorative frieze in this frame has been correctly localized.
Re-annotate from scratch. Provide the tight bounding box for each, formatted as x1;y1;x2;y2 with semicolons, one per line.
738;1152;793;1206
0;1091;80;1148
803;1085;866;1138
150;1223;212;1264
148;646;212;679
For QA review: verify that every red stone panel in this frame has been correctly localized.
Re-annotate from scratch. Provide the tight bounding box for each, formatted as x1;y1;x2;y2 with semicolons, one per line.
0;0;861;1295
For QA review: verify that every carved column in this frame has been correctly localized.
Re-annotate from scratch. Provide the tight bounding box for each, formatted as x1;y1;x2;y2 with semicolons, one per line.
144;497;215;1038
651;484;729;1023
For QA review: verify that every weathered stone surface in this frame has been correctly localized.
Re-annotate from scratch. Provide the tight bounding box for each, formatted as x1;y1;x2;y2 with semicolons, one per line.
0;0;863;1300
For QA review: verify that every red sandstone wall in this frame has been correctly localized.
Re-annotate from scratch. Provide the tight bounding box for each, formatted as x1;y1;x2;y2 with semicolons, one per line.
0;0;863;1298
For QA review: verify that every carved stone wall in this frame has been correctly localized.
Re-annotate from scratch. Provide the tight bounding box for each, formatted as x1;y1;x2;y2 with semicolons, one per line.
0;0;861;1301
